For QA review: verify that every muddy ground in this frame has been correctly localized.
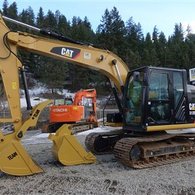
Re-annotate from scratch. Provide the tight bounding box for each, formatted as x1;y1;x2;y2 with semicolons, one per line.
0;129;195;195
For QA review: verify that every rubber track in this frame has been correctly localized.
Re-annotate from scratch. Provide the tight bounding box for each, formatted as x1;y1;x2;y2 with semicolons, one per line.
114;134;195;168
85;132;121;154
85;133;100;154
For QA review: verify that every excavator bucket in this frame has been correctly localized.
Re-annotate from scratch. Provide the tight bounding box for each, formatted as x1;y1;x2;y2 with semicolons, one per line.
48;124;96;165
0;136;43;176
0;100;52;176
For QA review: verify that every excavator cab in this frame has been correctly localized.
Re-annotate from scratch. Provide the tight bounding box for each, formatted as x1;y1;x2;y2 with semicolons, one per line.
123;66;195;132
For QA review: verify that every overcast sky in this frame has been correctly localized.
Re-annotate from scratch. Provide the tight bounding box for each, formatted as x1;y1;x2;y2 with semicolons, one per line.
5;0;195;37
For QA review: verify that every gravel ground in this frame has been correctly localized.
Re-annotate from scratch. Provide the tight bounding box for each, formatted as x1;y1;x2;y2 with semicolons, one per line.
0;129;195;195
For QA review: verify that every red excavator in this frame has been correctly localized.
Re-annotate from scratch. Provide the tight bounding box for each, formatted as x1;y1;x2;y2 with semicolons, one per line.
46;89;98;133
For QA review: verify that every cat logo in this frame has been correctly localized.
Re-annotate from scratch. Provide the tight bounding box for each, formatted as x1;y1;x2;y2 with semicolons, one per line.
50;47;80;59
61;48;74;58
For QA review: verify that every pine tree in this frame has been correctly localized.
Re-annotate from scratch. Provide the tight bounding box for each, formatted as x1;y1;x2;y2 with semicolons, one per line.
19;6;35;25
173;23;184;42
58;14;71;37
69;16;94;43
151;26;169;66
2;0;8;16
167;23;186;68
152;26;159;43
97;7;126;58
125;17;143;68
7;1;17;19
44;10;57;30
37;7;45;28
3;1;18;30
186;34;195;68
158;32;168;66
142;33;159;65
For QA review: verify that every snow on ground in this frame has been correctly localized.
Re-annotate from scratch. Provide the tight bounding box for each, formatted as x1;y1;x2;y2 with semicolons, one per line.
28;85;49;96
22;125;122;145
20;96;48;107
78;125;122;135
22;131;51;145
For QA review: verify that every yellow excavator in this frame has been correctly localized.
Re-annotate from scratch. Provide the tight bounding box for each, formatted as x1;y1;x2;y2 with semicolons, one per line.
0;14;127;176
1;15;195;176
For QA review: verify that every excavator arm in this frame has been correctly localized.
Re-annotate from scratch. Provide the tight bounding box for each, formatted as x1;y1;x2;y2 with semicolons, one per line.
2;14;129;114
0;16;22;130
0;15;129;176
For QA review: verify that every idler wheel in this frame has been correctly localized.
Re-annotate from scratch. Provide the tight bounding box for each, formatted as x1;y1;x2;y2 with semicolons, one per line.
129;145;141;161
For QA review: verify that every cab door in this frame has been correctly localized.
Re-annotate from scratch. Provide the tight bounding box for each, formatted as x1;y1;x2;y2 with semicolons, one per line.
146;69;172;125
172;71;187;123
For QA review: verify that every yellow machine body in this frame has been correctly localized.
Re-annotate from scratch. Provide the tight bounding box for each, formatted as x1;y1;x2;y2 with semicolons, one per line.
1;13;195;175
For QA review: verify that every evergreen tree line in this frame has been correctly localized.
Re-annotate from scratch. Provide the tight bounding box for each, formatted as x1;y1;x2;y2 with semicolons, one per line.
1;0;195;94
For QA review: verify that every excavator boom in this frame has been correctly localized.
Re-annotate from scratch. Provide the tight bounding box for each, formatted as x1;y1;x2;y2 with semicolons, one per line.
3;19;128;92
0;15;129;176
0;15;102;176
